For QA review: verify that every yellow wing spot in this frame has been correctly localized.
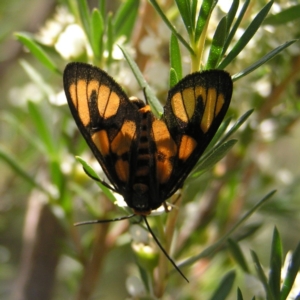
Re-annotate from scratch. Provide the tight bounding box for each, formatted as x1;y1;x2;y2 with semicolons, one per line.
97;85;119;119
178;135;197;161
139;105;151;113
115;159;129;182
111;120;136;156
195;86;206;104
182;87;195;120
201;88;218;133
152;120;177;183
87;79;100;100
69;83;78;107
70;80;90;126
215;94;225;115
171;92;188;123
105;91;120;118
92;130;110;156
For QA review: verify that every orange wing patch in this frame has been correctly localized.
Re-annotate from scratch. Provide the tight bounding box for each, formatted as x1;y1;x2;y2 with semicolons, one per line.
69;81;91;126
178;135;197;161
92;130;110;156
152;119;177;184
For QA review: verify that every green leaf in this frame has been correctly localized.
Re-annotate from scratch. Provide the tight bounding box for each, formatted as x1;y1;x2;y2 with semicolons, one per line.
232;40;298;81
170;33;182;81
0;147;50;196
15;33;60;74
269;228;282;299
227;238;250;273
119;45;163;116
223;0;249;55
106;12;114;66
237;288;244;300
77;0;91;40
137;263;151;293
234;224;262;243
280;242;300;300
190;0;198;29
27;101;56;157
98;0;105;20
169;68;178;88
75;156;116;203
178;190;276;269
113;0;139;40
206;16;227;69
49;160;64;194
91;9;104;63
264;4;300;25
206;116;232;151
175;0;193;36
217;109;254;145
218;1;273;69
149;0;194;54
251;250;275;300
65;0;80;20
209;270;236;300
194;139;237;174
194;0;216;43
226;0;239;34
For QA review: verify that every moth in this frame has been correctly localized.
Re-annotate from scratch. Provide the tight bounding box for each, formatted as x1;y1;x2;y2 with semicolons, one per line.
63;62;233;281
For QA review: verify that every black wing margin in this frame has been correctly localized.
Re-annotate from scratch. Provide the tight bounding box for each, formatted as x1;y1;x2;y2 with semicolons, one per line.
162;70;233;198
63;62;140;192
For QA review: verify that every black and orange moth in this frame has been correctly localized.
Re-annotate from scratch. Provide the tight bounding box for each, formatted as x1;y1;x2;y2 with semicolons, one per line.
63;62;233;281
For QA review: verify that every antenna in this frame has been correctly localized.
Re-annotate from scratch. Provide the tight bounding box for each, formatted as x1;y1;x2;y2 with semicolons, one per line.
75;214;189;282
142;216;188;283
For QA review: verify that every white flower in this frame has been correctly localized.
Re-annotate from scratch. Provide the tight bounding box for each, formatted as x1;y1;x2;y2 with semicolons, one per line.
55;24;87;60
49;89;67;106
36;6;74;46
36;6;90;60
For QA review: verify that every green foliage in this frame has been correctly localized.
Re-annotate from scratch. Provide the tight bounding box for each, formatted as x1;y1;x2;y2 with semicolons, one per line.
75;156;117;204
169;32;182;85
218;1;274;69
15;32;60;73
209;270;236;300
234;228;300;300
264;4;300;25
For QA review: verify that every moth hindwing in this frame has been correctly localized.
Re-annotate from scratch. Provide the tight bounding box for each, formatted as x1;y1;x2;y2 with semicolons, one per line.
63;62;233;215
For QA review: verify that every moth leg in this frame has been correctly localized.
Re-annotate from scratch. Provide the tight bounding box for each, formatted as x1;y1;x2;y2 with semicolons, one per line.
163;201;173;213
163;193;182;212
171;193;181;206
